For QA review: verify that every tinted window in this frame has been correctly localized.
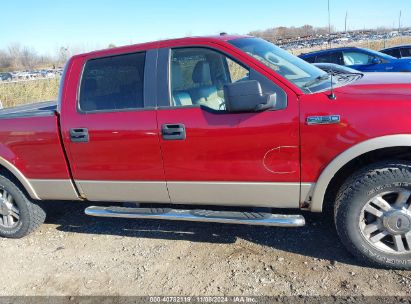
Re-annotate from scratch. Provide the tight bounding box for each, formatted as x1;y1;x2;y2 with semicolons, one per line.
79;52;145;112
315;52;343;65
302;56;316;63
382;48;401;58
401;47;411;58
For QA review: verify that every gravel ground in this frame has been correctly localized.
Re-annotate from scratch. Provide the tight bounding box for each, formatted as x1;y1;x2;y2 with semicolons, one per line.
0;201;410;297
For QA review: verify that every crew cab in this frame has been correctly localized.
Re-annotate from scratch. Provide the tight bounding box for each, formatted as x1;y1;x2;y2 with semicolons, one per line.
1;35;411;269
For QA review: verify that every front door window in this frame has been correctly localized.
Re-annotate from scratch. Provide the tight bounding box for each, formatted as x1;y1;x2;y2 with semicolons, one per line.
170;48;249;111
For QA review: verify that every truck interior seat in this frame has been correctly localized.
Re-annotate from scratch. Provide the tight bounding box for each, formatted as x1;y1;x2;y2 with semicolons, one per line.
190;61;224;110
171;62;193;106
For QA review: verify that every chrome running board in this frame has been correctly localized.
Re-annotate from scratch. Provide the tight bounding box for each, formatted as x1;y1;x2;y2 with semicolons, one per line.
85;206;305;227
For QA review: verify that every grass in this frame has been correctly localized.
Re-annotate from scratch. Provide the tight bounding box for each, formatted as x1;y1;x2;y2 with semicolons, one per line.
0;78;60;108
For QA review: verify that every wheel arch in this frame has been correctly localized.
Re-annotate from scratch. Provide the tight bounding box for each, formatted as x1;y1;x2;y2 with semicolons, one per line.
311;134;411;212
0;156;40;200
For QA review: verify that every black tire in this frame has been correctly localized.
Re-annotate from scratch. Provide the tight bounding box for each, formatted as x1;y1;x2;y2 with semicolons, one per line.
335;161;411;269
0;174;46;238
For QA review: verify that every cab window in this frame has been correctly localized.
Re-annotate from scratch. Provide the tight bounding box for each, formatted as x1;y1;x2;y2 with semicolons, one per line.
79;52;145;112
170;48;249;111
170;47;286;111
401;47;411;58
384;48;401;58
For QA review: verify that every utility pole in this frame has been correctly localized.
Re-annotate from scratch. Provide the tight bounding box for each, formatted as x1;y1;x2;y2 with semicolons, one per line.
328;0;332;48
345;11;348;33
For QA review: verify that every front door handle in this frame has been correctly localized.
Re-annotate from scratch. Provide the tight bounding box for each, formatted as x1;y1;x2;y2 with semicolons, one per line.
161;124;186;140
70;128;89;143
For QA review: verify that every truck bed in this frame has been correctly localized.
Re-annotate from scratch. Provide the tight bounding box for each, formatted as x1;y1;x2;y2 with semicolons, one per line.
0;100;57;119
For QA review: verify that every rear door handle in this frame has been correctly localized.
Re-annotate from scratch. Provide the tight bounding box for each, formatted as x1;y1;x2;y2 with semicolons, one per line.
161;124;186;140
69;128;89;143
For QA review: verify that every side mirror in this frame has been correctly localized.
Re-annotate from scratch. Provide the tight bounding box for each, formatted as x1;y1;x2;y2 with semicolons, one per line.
371;57;382;65
224;80;276;113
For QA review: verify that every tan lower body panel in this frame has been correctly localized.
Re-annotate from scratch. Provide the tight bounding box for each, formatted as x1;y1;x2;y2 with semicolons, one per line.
167;182;314;208
27;179;314;209
76;181;170;203
29;179;80;200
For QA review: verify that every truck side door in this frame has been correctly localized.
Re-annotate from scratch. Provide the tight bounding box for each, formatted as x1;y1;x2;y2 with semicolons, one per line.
60;50;169;203
156;45;301;208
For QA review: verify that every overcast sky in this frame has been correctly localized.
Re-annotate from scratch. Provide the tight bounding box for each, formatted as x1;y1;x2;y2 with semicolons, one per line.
2;0;410;55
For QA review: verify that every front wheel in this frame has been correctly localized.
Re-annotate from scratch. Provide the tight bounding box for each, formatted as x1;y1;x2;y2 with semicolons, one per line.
0;174;46;238
335;161;411;269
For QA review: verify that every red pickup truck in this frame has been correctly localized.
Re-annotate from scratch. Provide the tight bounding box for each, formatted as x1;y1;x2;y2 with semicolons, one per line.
1;35;411;269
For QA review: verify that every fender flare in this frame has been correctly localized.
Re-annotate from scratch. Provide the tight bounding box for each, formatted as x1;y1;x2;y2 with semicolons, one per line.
310;134;411;212
0;156;40;200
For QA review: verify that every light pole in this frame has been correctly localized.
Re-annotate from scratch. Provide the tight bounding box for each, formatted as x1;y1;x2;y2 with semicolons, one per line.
328;0;332;48
345;11;348;33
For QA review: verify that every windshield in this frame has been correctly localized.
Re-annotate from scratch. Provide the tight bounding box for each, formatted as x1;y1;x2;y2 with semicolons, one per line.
229;37;328;92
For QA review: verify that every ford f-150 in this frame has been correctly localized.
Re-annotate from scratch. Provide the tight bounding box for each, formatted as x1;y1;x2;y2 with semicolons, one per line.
1;35;411;269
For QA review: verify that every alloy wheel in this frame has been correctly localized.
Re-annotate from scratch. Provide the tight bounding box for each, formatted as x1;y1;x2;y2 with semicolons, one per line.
359;190;411;254
0;189;20;228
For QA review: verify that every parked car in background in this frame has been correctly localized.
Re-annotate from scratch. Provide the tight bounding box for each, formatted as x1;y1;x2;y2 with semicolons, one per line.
40;70;57;78
313;63;361;75
15;71;32;80
380;45;411;58
299;47;411;72
0;72;13;81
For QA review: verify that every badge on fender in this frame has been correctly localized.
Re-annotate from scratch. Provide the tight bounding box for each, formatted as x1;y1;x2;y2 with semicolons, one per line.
306;115;341;125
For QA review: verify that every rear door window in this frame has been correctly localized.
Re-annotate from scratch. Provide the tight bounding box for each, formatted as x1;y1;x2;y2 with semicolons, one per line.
315;52;343;65
79;52;145;112
400;47;411;58
383;48;401;58
302;56;316;63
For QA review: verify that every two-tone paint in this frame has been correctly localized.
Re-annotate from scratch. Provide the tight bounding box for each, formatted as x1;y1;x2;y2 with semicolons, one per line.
0;35;411;212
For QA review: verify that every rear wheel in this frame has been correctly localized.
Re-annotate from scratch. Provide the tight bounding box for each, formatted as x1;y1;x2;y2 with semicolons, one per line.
0;175;46;238
335;161;411;269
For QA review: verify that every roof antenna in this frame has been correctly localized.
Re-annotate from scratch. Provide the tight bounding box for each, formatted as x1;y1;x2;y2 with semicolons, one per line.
328;72;336;100
327;0;336;100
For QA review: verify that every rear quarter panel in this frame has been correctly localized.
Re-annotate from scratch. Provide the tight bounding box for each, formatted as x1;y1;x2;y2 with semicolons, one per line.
0;115;71;179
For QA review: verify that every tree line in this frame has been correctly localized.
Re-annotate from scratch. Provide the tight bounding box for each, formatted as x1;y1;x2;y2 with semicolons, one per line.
1;23;407;72
249;25;335;42
0;44;116;72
